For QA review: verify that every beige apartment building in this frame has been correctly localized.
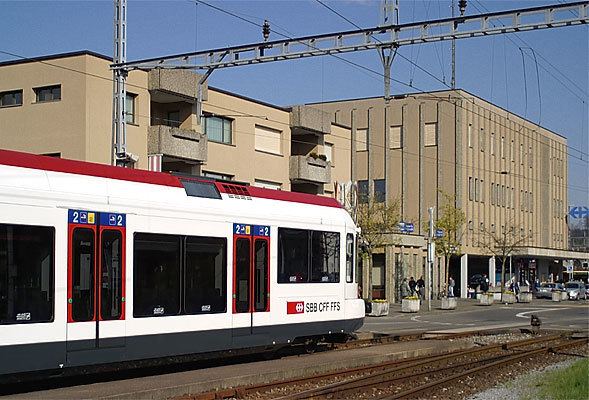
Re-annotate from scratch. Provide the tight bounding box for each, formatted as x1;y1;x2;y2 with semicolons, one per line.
1;51;586;301
0;51;343;198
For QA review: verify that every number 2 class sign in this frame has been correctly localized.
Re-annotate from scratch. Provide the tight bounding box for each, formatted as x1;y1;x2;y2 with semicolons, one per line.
68;209;126;227
233;223;270;237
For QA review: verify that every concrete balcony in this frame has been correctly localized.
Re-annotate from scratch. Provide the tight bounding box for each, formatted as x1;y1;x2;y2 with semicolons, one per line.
290;105;331;136
148;69;207;103
289;155;331;184
148;125;207;162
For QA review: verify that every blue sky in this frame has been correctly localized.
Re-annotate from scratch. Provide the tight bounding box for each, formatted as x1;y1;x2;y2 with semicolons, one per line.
1;0;587;207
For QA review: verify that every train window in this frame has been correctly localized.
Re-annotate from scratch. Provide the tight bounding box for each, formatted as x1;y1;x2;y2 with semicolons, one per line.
184;237;227;314
234;238;251;313
133;233;181;317
100;230;123;320
0;224;54;325
72;228;95;322
311;231;340;283
346;234;354;283
254;239;268;311
180;179;221;199
278;228;309;283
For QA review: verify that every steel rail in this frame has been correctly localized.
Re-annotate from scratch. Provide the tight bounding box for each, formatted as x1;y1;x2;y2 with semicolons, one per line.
381;338;588;400
269;333;567;400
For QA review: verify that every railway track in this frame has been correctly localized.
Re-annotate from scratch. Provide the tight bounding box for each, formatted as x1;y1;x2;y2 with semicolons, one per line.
188;332;587;400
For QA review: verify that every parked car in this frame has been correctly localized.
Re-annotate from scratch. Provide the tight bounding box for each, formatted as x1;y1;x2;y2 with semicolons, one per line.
535;282;564;299
564;281;587;300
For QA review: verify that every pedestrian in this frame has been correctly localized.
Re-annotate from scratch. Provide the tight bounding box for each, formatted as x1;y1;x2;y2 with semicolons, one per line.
417;276;425;300
448;276;455;297
481;274;489;293
400;278;411;298
409;277;416;296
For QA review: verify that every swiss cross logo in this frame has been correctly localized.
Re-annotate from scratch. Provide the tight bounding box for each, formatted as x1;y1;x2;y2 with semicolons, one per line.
287;301;305;314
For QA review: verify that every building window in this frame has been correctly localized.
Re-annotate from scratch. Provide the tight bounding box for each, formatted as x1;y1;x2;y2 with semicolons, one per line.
324;142;334;164
166;110;181;128
254;125;281;154
467;124;472;148
34;85;61;103
500;136;505;158
468;177;473;201
468;220;473;230
480;179;485;202
125;93;137;124
204;115;232;144
490;133;495;155
357;180;368;203
510;140;514;161
390;125;402;149
356;128;367;151
475;179;480;202
479;128;486;152
202;171;233;181
520;143;524;165
374;179;385;203
0;89;23;107
424;123;437;146
254;179;281;190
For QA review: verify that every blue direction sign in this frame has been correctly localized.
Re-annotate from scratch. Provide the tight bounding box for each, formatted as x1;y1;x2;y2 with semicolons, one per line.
435;228;444;238
569;206;589;219
405;223;414;233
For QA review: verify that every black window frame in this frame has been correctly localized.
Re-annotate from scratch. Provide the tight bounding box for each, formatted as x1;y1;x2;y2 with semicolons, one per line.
0;89;23;107
133;232;227;318
34;85;61;103
0;223;55;325
133;233;182;318
278;227;340;284
346;233;354;283
374;179;386;203
184;236;227;315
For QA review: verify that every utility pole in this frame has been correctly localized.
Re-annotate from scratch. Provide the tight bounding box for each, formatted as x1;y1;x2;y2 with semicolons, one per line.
451;1;456;89
427;207;435;311
112;0;131;167
380;0;399;103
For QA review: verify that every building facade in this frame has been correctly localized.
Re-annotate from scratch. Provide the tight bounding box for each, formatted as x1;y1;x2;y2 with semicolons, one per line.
311;92;586;300
1;51;587;301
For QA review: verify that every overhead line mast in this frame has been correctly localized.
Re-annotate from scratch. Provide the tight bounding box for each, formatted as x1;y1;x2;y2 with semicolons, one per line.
111;1;588;166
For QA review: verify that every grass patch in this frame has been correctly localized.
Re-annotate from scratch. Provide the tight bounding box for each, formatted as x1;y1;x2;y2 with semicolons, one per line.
536;358;589;400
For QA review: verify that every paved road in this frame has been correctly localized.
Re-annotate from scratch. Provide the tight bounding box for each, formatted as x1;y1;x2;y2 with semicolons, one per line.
362;298;589;335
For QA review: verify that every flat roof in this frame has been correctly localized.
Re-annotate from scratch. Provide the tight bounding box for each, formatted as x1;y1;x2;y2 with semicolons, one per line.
0;50;111;67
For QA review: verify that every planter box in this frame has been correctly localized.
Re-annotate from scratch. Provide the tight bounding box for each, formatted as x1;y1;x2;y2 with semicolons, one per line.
561;291;569;301
369;301;389;316
441;297;457;310
551;291;561;302
502;293;516;304
480;294;494;306
493;292;502;301
518;292;533;303
401;299;420;313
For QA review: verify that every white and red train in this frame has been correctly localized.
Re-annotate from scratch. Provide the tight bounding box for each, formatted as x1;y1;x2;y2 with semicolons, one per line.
0;149;364;379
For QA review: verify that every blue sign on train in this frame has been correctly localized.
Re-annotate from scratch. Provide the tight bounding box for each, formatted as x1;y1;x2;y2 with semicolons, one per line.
100;213;126;227
234;223;270;237
68;209;96;225
254;225;270;237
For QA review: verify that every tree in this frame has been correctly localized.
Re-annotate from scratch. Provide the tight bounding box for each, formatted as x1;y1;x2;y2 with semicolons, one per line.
478;221;533;300
355;195;401;300
432;192;466;297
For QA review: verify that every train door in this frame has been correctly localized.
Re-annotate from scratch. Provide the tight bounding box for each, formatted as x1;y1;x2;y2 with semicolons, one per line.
66;210;126;357
232;223;270;346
